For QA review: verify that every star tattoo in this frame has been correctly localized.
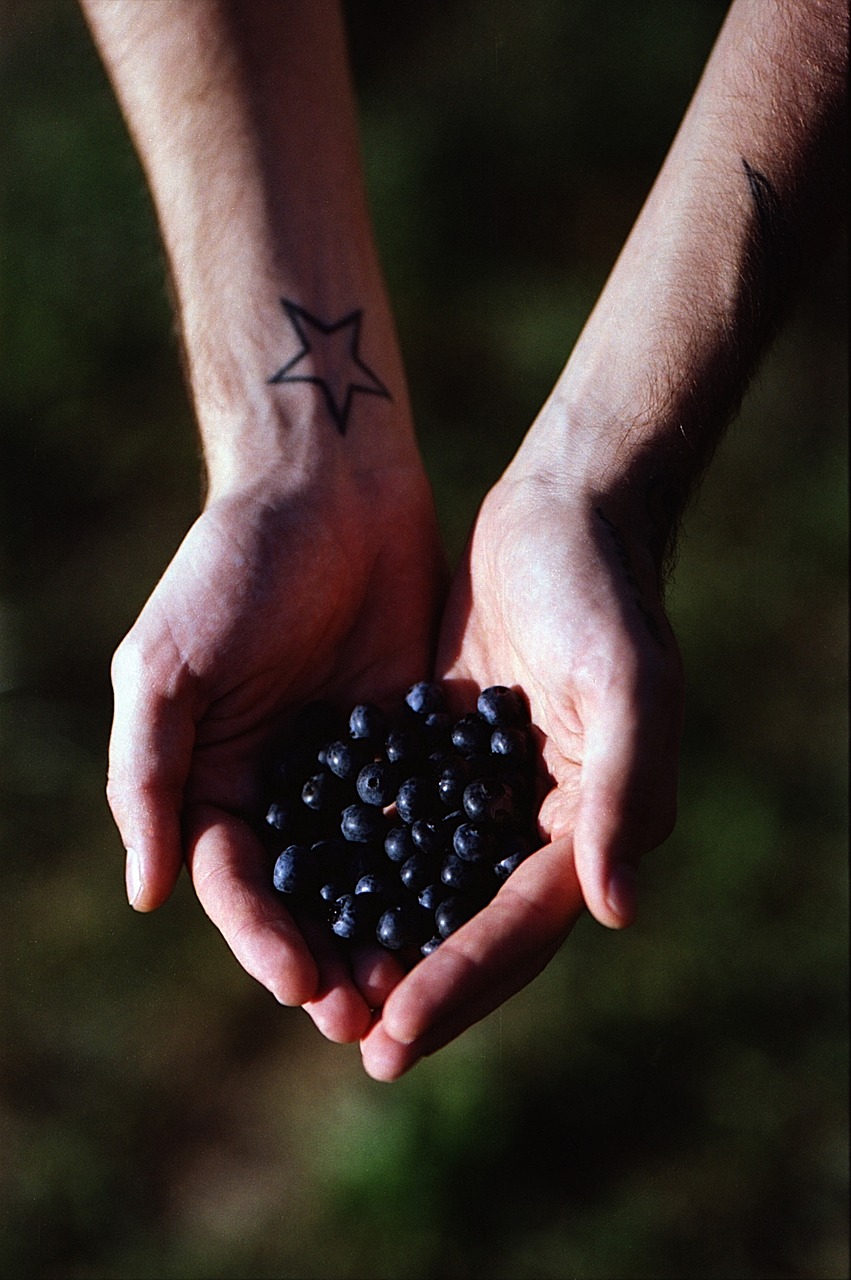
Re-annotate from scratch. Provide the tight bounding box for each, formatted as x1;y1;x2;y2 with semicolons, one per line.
267;300;392;435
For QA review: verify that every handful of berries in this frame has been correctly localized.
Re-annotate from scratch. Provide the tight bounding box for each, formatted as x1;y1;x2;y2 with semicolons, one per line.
261;681;542;960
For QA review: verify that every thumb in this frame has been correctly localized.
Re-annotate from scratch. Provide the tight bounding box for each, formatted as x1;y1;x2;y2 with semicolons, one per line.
573;691;679;929
107;631;198;911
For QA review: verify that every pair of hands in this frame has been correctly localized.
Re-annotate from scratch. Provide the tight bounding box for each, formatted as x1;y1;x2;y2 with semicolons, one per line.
107;444;684;1081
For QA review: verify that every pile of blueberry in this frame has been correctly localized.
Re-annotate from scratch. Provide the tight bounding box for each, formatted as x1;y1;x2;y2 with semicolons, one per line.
261;681;541;960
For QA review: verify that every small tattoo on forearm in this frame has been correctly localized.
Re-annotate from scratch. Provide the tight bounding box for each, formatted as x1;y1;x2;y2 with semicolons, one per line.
595;507;667;648
742;158;783;247
741;157;791;324
268;300;392;435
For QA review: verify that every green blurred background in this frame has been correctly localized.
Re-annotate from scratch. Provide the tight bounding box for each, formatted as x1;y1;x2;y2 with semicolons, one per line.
1;1;847;1277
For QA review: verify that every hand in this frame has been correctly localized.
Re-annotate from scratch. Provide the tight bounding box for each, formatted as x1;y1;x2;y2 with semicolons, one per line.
107;461;446;1044
361;468;684;1079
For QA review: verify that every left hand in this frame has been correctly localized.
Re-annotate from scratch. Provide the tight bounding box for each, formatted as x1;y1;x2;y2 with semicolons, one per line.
361;467;684;1079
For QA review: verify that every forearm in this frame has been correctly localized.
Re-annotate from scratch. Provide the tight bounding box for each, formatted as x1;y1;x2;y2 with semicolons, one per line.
80;0;414;496
513;0;847;569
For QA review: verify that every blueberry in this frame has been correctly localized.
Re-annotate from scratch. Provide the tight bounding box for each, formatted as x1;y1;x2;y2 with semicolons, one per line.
385;726;423;767
436;758;471;809
319;879;347;903
394;775;438;825
349;702;386;742
411;818;445;858
325;739;365;780
377;903;429;951
400;852;440;893
489;726;530;763
418;882;450;911
329;893;361;941
441;853;489;894
341;803;386;843
356;760;398;807
494;847;531;882
301;771;340;812
476;685;528;729
265;800;296;833
405;681;445;716
420;935;444;956
422;711;453;749
462;777;515;824
435;894;477;939
272;844;315;896
384;824;417;864
452;821;494;863
355;871;395;903
451;713;491;758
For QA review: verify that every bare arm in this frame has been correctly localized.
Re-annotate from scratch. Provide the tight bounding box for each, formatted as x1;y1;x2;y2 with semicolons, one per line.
362;0;847;1080
80;0;445;1037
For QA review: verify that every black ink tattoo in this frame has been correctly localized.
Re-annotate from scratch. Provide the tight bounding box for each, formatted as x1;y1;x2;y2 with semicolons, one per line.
742;158;783;248
268;300;391;435
595;507;667;649
741;157;792;330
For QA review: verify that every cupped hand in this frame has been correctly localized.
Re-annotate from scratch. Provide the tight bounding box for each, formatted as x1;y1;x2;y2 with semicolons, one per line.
107;462;446;1044
361;469;684;1079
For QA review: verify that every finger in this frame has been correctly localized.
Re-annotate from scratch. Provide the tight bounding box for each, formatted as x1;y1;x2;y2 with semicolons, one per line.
360;839;582;1081
572;686;681;929
298;917;376;1044
186;804;319;1008
107;635;196;911
350;943;409;1011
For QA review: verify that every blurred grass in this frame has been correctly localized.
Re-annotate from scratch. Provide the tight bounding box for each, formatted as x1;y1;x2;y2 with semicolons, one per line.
1;1;847;1278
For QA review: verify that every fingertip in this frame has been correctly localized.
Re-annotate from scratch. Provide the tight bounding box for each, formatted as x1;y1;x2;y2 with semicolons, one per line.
605;861;638;928
359;1019;421;1082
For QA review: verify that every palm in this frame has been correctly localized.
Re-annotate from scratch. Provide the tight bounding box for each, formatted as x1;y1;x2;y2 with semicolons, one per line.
109;469;446;1041
361;475;684;1079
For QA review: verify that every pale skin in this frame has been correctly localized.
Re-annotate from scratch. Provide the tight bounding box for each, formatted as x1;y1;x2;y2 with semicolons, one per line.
80;0;847;1078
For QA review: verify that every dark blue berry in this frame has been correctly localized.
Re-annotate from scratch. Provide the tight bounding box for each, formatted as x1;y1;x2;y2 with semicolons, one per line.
385;726;423;767
349;702;386;742
384;825;417;864
452;821;494;863
400;852;440;893
462;776;515;824
451;713;492;758
441;853;489;893
265;801;295;833
355;871;395;903
420;935;443;956
411;818;444;858
329;893;360;941
301;771;340;812
272;844;315;896
376;902;429;951
405;681;445;716
476;685;528;729
489;726;530;763
436;758;471;809
394;775;438;824
418;882;450;911
435;894;477;939
422;711;453;749
356;760;398;807
341;803;386;843
325;739;365;780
